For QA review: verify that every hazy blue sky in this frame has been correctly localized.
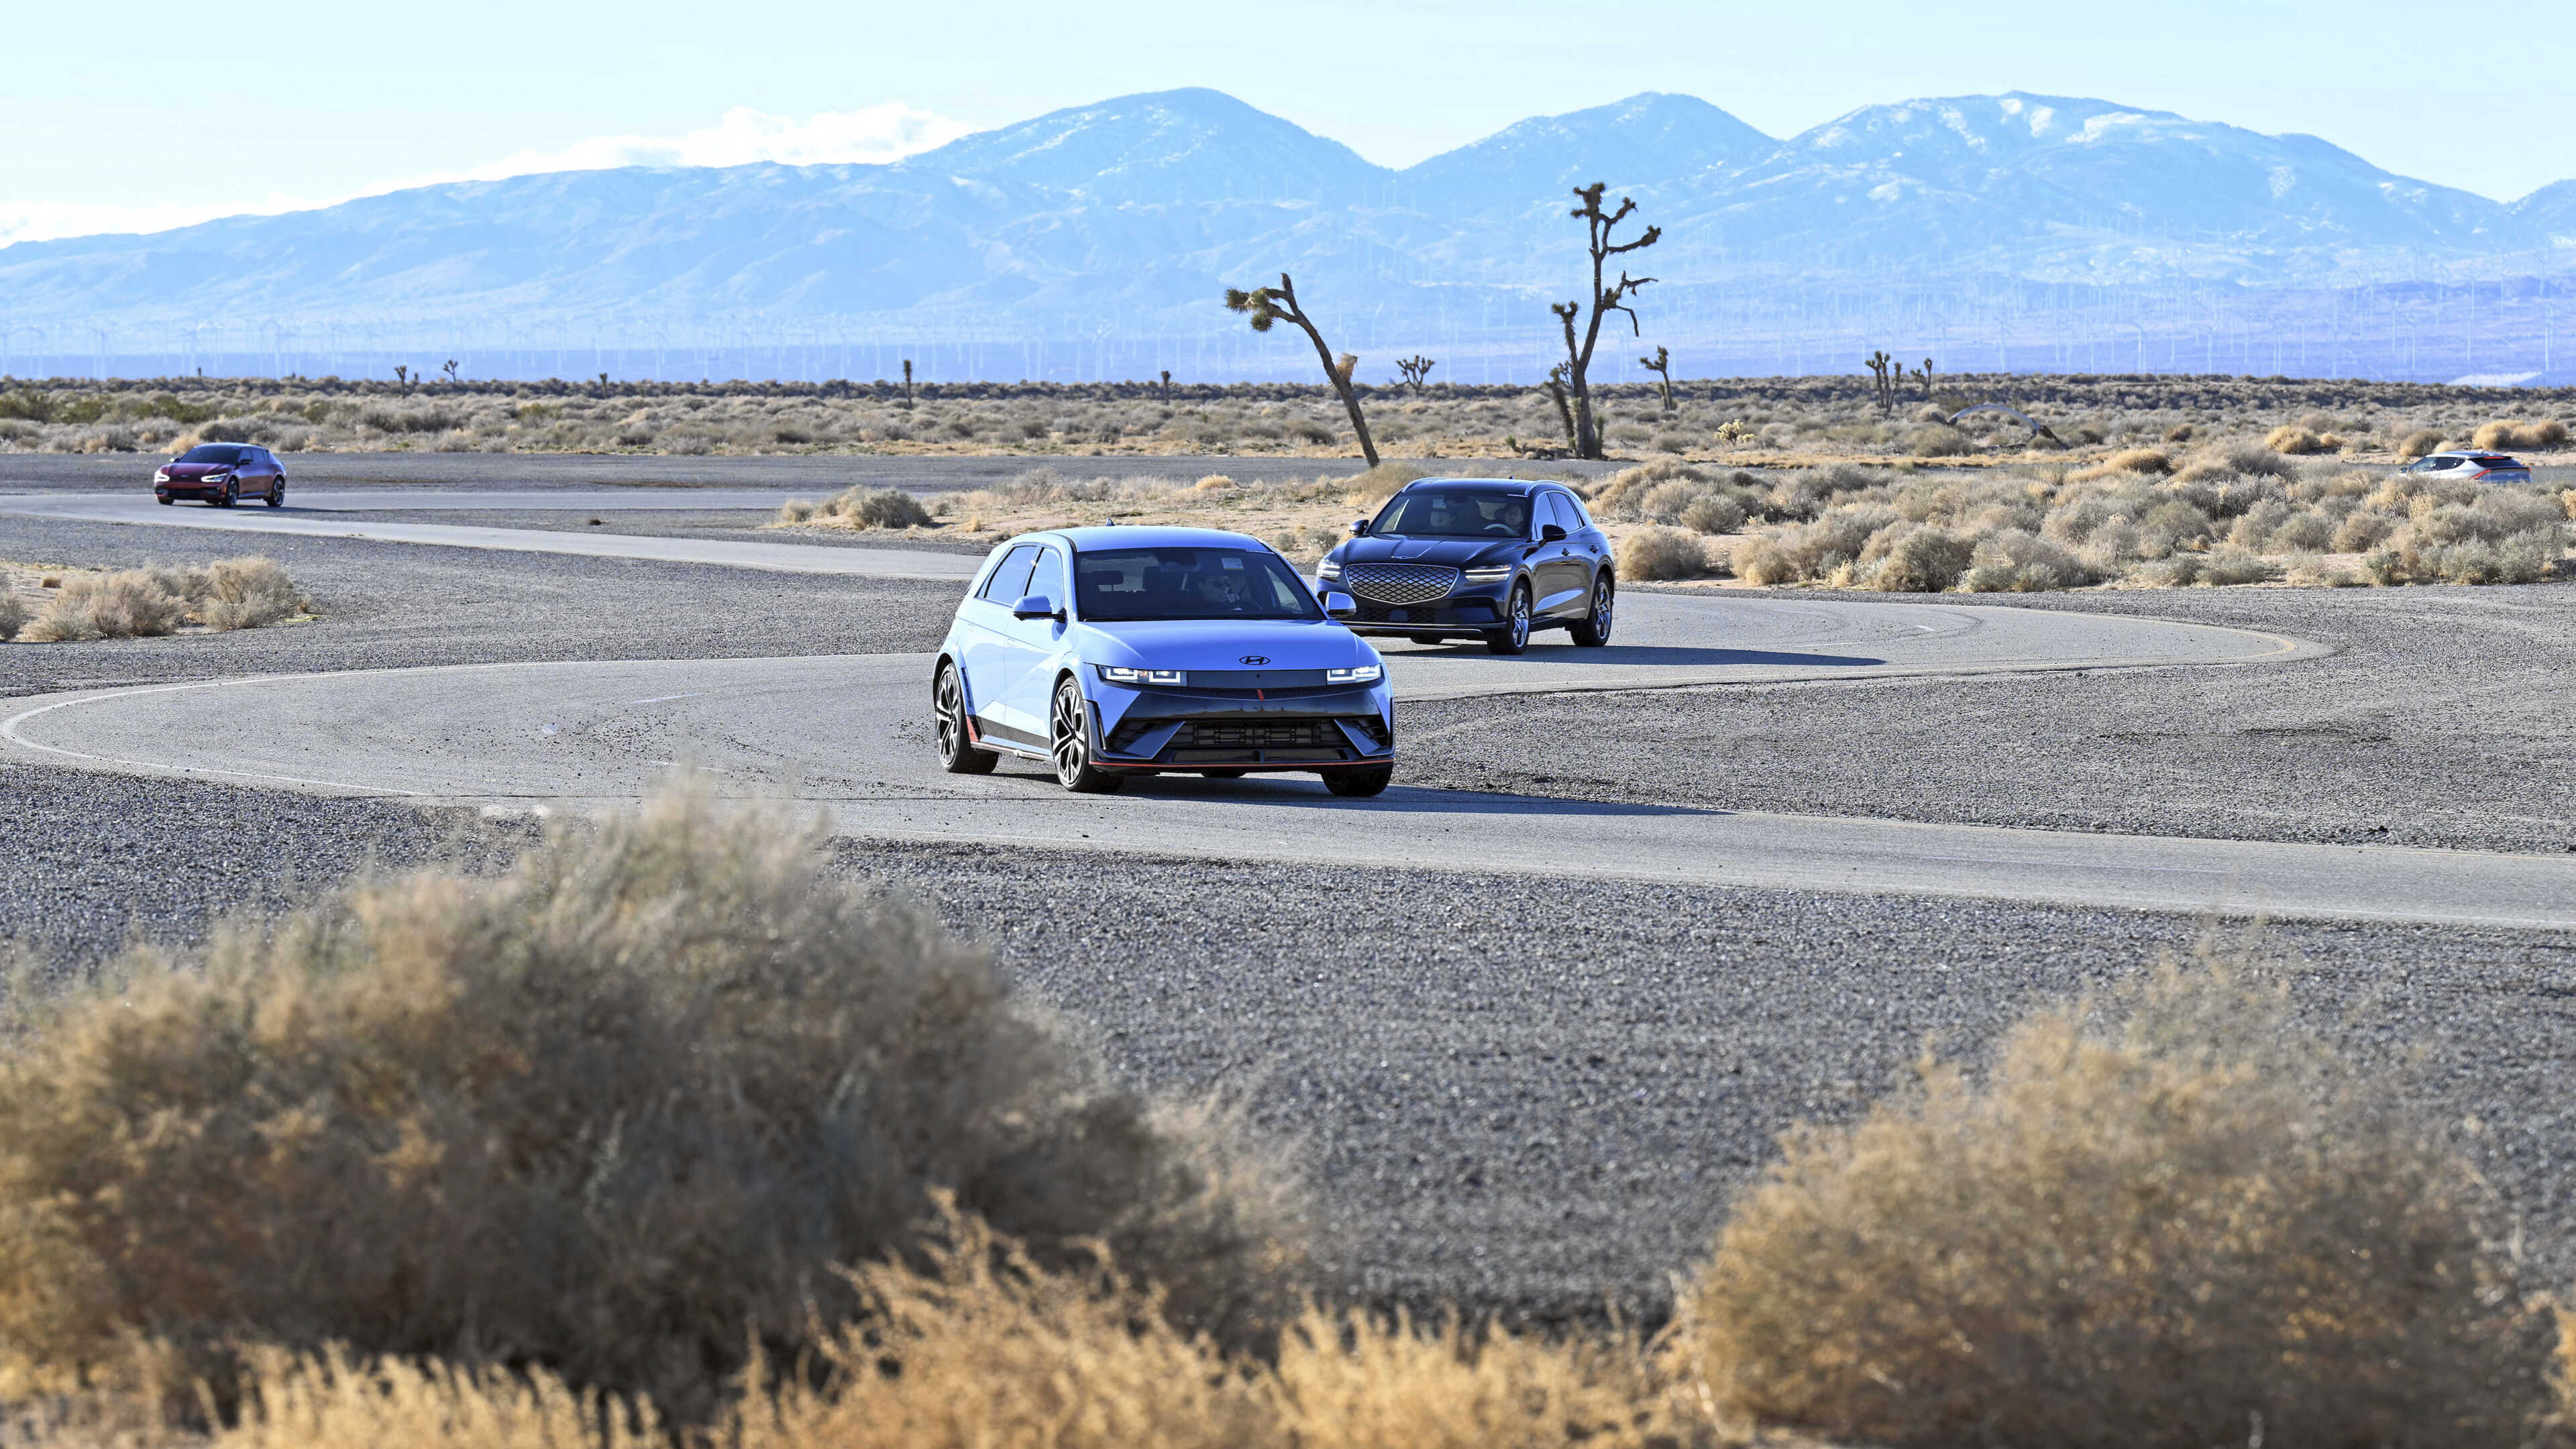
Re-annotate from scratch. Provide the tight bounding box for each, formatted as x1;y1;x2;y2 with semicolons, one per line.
7;0;2569;241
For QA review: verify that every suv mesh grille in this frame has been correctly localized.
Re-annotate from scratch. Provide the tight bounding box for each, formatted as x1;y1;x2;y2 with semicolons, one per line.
1344;563;1459;605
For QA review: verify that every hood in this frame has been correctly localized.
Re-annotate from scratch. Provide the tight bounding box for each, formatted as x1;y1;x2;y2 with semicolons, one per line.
1074;616;1381;672
1334;534;1523;568
160;462;229;476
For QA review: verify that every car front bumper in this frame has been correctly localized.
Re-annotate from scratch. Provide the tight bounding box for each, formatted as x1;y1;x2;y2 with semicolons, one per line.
1088;680;1394;771
1318;573;1513;636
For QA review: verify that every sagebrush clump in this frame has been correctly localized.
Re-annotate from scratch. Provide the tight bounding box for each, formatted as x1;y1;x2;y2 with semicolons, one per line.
9;556;306;641
0;786;1298;1418
1689;958;2554;1448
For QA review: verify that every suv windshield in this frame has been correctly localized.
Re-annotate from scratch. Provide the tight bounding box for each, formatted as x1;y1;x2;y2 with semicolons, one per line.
1373;488;1531;539
1073;547;1320;622
176;445;248;464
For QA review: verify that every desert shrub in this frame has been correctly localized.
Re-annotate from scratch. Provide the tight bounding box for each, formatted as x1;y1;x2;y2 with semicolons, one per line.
827;486;934;529
1616;526;1714;581
2397;427;2445;460
1867;528;1972;592
2368;529;2563;586
1587;461;1760;531
0;588;23;641
0;787;1295;1417
1690;959;2554;1448
201;557;309;630
2174;441;2294;484
777;498;816;523
2471;418;2567;451
1962;529;2096;592
1731;537;1794;586
2263;423;2326;454
2284;554;2364;587
18;570;186;641
2330;511;2398;551
1906;423;1970;458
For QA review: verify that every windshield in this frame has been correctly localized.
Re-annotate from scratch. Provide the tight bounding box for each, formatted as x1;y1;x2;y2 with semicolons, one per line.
1372;488;1532;539
1073;547;1320;622
176;445;248;464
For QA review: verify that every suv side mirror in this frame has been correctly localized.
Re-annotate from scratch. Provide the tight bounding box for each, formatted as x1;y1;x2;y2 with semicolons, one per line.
1540;523;1568;543
1322;591;1358;621
1011;595;1061;621
1350;519;1371;536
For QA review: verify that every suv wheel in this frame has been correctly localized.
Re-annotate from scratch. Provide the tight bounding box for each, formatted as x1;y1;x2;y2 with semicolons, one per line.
1324;765;1393;797
1485;582;1532;655
1051;678;1123;794
933;662;998;775
1570;574;1615;647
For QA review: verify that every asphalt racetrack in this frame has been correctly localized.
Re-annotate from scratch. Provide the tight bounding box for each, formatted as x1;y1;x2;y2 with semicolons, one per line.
10;488;2571;927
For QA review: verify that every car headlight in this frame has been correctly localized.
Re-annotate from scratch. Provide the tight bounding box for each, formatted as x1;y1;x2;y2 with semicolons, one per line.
1096;664;1185;686
1316;559;1342;580
153;471;168;482
1325;664;1381;684
1460;566;1510;582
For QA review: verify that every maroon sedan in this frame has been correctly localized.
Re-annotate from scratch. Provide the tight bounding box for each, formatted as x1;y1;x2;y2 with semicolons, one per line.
154;443;285;507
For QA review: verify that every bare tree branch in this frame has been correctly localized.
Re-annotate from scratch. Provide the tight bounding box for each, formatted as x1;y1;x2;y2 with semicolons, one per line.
1554;183;1662;460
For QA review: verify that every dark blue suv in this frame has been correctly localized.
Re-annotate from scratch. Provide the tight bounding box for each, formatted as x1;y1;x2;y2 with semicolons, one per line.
1314;478;1614;655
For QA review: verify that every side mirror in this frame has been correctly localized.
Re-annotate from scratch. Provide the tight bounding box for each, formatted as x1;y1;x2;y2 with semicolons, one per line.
1011;595;1061;621
1350;519;1371;537
1540;523;1569;543
1322;591;1358;621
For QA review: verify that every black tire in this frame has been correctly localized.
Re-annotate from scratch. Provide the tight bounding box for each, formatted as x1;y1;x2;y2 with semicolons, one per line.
265;478;285;508
932;662;998;775
1050;678;1123;794
1324;765;1393;797
1569;572;1615;647
156;495;173;506
1405;633;1445;645
1199;768;1248;779
215;480;237;508
1484;581;1532;655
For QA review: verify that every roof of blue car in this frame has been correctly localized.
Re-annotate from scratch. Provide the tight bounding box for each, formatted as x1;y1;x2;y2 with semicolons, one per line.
1043;525;1271;550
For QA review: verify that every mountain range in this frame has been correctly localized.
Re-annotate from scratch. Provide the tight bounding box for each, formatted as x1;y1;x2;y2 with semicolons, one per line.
5;88;2572;383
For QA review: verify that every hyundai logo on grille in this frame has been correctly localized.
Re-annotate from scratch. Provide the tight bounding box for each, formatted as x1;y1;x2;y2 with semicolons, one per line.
1238;654;1270;665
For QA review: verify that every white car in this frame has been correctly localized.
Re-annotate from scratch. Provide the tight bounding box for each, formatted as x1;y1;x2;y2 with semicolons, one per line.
2401;451;2532;486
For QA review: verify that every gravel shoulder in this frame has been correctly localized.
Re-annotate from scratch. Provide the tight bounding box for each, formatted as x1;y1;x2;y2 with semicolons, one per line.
855;839;2576;1320
1404;582;2576;855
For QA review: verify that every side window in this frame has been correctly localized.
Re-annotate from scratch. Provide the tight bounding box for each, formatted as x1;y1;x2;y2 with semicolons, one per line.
976;544;1041;603
1539;493;1574;535
1028;547;1068;608
1560;492;1595;529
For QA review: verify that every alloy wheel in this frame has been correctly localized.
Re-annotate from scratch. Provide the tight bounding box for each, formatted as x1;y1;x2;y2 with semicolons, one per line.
934;664;997;774
1574;575;1615;647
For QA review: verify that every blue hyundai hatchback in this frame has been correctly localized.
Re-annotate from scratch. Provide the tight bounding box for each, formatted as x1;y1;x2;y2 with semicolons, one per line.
932;527;1395;796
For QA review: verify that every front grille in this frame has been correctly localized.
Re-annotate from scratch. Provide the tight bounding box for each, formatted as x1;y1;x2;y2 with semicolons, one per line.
1355;598;1492;625
1344;563;1460;605
1174;718;1340;750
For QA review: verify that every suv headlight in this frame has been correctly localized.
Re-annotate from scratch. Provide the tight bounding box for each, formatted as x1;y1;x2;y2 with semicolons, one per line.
1460;565;1510;582
1097;664;1185;686
1316;559;1342;580
1325;664;1381;684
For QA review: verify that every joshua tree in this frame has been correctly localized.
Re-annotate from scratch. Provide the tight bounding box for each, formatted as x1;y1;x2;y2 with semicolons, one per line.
1159;368;1173;402
441;359;460;384
901;359;914;407
1919;357;1936;400
1396;354;1436;393
1542;363;1578;451
392;364;411;387
1639;345;1674;411
1224;272;1379;466
1864;350;1894;415
1549;182;1659;460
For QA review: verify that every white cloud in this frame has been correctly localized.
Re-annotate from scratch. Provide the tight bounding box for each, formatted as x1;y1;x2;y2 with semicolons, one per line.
0;103;970;246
